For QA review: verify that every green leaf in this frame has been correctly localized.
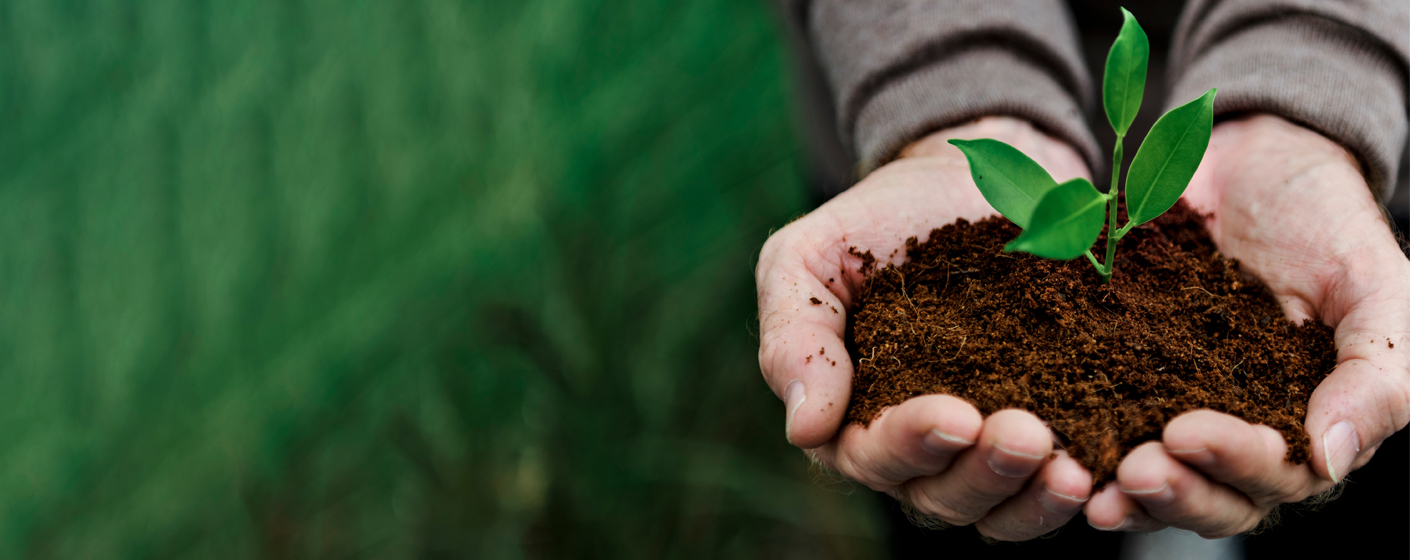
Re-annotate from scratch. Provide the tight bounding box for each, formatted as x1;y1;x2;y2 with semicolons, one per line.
947;138;1058;229
1125;88;1216;227
1103;8;1149;137
1004;178;1106;260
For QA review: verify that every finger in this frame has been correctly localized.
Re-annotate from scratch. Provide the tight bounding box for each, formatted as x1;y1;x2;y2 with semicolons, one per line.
974;450;1092;541
898;409;1052;525
1305;277;1410;483
1116;441;1266;538
1163;411;1329;504
756;223;858;448
1084;483;1167;533
810;394;982;491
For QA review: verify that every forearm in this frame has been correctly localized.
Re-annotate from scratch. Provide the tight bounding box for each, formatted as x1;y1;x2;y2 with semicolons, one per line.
1167;0;1410;199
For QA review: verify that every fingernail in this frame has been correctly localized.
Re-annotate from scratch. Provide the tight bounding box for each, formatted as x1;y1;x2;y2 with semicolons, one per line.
1038;486;1087;514
987;443;1045;478
1323;420;1360;482
1090;516;1131;531
784;380;806;444
922;429;974;455
1121;482;1174;506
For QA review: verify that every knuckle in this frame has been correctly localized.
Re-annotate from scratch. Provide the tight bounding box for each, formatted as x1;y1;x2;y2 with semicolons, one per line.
1159;496;1246;535
973;520;1011;541
1238;513;1268;535
1198;516;1259;540
1227;469;1266;491
1152;497;1212;528
757;331;800;385
1238;471;1309;506
902;485;983;526
1264;479;1308;505
975;518;1038;542
757;334;785;374
833;451;885;490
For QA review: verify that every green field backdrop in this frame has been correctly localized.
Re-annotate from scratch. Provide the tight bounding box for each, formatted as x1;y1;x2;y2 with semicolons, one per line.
0;1;885;557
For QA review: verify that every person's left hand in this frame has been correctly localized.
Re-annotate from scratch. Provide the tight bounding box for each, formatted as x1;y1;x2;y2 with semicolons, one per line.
1083;114;1410;537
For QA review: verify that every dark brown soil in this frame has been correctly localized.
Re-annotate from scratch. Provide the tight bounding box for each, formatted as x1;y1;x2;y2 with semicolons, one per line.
845;200;1337;484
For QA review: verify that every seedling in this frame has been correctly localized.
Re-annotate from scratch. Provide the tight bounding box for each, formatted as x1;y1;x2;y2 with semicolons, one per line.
949;8;1215;283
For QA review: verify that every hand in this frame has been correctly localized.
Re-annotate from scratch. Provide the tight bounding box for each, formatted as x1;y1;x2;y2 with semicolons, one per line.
756;117;1096;540
1085;114;1410;537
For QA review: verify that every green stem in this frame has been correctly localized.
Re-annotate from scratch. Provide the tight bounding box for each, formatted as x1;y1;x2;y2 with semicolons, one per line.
1083;249;1101;270
1099;136;1125;284
1115;221;1135;239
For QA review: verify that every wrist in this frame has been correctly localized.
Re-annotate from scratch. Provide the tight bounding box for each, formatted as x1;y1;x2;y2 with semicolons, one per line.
1208;114;1362;186
1185;114;1365;215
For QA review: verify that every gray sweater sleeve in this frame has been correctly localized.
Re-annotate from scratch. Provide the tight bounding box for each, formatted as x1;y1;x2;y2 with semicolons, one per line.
1167;0;1410;199
804;0;1102;177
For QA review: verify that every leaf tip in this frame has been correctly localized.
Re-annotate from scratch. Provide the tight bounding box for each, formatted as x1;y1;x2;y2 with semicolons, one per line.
1199;88;1217;112
1119;7;1147;38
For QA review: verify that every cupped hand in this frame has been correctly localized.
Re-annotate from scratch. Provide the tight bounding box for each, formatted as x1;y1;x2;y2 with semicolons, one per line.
756;117;1095;540
1085;114;1410;537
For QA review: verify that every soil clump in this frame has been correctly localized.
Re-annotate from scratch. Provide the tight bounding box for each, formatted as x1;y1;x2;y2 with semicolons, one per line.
845;200;1337;483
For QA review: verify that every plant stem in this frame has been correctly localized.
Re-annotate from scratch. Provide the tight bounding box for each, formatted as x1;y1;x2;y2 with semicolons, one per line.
1084;249;1101;270
1097;135;1125;284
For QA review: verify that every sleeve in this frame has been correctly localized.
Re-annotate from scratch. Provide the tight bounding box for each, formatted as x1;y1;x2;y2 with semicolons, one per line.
1167;0;1410;199
796;0;1102;178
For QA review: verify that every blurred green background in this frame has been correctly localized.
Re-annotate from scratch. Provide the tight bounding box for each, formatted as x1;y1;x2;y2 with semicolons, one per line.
0;0;885;557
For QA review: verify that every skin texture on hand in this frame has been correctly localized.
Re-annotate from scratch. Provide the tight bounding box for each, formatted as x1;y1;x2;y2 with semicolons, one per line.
755;117;1095;541
1084;114;1410;537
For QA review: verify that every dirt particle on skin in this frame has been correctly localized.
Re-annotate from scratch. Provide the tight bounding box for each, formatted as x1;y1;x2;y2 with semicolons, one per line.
829;278;835;283
809;297;823;305
806;355;812;364
831;305;839;314
1389;339;1395;349
831;360;837;366
819;347;825;356
844;200;1336;484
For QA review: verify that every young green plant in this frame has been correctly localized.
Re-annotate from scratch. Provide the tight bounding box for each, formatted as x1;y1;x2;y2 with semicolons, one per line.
949;8;1215;283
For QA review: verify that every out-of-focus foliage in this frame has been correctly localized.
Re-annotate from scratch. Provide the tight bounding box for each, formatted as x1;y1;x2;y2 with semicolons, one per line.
0;0;883;558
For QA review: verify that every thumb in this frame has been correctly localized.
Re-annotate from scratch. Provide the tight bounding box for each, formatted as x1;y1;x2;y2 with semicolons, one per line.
756;224;860;448
1304;266;1410;482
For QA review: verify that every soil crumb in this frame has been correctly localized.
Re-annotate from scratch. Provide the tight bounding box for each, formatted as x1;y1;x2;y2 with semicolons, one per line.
845;200;1337;484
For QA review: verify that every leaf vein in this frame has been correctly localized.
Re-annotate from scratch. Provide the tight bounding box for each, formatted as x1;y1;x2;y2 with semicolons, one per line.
1136;119;1197;216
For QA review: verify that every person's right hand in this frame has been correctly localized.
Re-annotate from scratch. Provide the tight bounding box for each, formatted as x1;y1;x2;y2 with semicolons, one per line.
756;117;1096;541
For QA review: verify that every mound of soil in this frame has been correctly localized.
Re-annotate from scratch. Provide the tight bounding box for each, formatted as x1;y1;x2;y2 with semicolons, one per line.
844;200;1337;483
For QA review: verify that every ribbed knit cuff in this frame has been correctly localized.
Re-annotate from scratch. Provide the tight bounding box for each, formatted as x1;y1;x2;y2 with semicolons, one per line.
852;47;1102;177
1168;15;1408;198
808;0;1098;178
